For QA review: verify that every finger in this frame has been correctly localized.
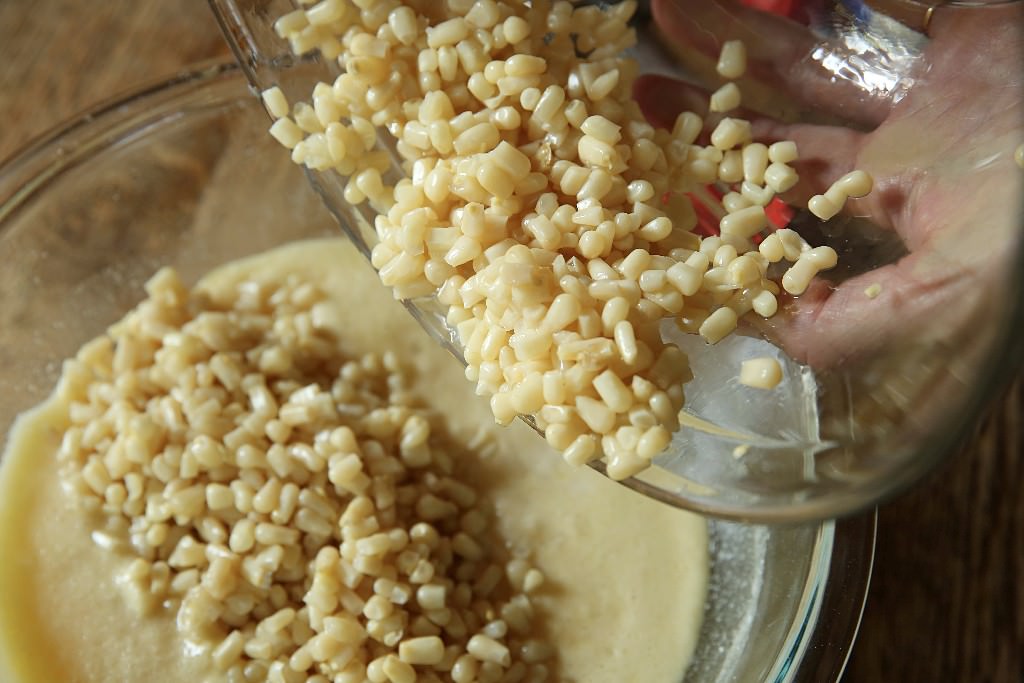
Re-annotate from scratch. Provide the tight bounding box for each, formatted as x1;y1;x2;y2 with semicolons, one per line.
632;73;711;130
756;251;977;368
651;0;893;128
752;119;896;230
633;74;886;226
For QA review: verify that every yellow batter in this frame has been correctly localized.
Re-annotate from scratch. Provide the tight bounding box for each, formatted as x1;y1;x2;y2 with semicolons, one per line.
0;239;708;682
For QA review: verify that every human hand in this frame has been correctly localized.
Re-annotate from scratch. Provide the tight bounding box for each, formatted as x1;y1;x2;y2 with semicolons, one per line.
635;0;1024;367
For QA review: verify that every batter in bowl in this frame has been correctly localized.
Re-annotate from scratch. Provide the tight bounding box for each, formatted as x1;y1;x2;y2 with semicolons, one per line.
0;238;708;682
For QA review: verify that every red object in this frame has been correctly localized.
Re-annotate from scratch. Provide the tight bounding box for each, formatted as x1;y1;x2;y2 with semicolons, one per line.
739;0;815;24
704;185;724;201
765;197;795;229
682;188;796;240
687;193;722;237
740;0;797;17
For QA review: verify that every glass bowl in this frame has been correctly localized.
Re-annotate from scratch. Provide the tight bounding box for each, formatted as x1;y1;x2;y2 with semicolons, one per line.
0;61;874;682
208;0;1024;522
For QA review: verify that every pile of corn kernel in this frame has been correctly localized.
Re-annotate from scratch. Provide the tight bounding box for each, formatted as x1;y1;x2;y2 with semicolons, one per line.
266;0;872;479
56;267;551;683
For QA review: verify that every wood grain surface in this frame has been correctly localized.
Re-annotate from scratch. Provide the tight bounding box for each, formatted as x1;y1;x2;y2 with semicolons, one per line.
1;2;1021;681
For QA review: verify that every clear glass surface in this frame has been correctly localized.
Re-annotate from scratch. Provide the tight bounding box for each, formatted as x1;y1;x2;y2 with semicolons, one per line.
0;62;874;682
209;0;1024;522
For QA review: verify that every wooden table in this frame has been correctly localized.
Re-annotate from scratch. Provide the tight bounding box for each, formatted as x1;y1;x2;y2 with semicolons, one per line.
1;2;1021;681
